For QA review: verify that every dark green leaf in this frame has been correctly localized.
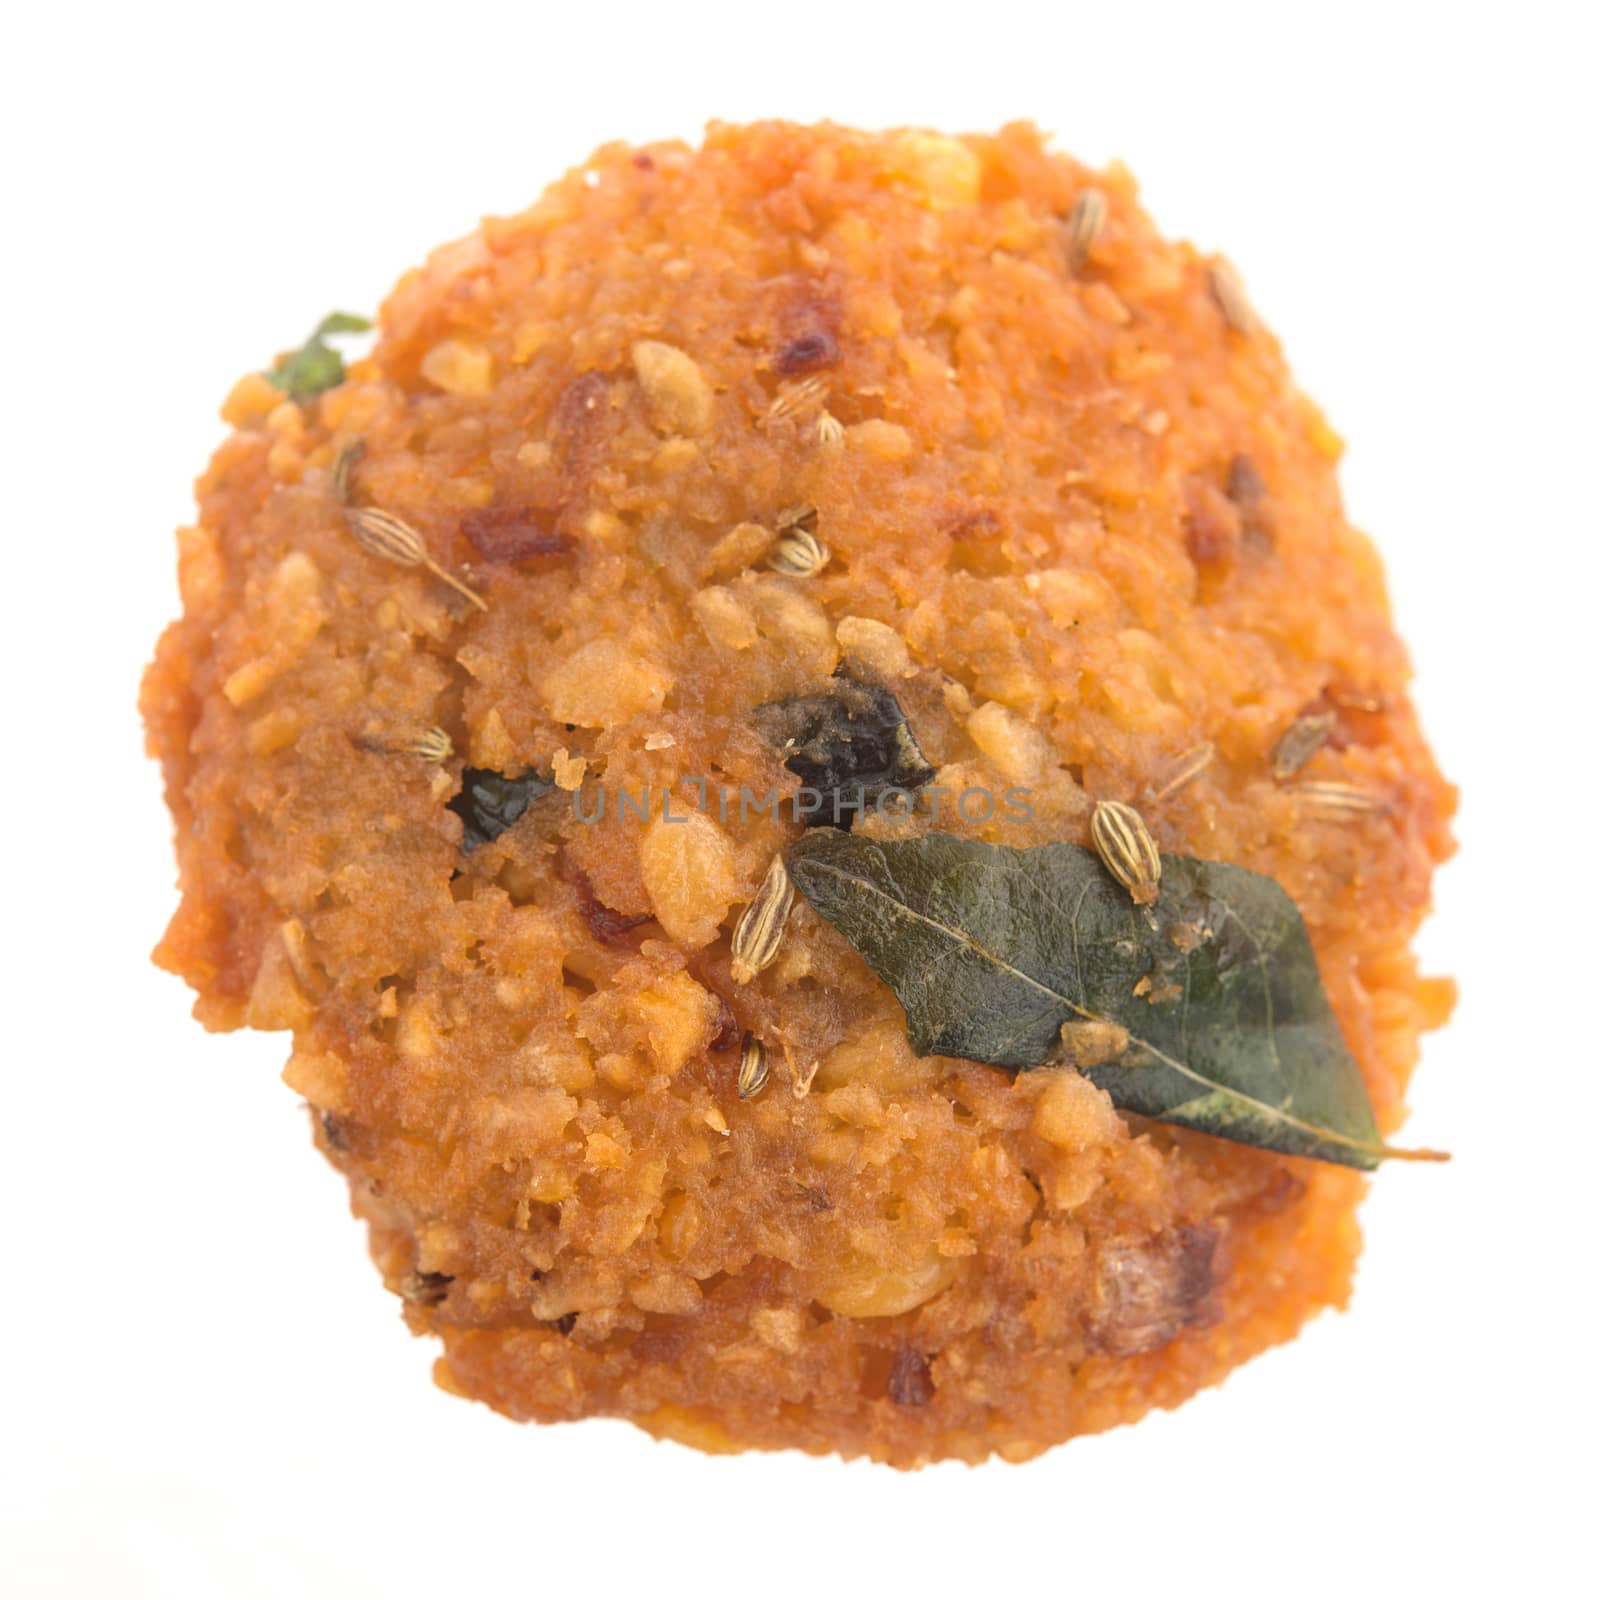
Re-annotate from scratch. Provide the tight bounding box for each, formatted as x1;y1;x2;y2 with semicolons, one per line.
753;671;935;830
266;311;373;400
786;830;1431;1170
449;768;555;851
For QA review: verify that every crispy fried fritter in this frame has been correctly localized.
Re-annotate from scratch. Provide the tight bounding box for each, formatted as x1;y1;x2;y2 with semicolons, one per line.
142;122;1453;1466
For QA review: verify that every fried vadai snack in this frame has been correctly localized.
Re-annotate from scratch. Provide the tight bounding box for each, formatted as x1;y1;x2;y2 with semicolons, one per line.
143;122;1453;1465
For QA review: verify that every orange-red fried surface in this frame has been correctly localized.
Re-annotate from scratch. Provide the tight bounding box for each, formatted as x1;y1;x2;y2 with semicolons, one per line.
142;122;1453;1465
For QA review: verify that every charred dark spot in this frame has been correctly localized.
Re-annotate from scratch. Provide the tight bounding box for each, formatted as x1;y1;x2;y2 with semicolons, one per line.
753;670;935;831
1183;477;1242;567
400;1270;454;1307
774;329;840;377
560;856;653;944
630;1320;694;1365
1317;683;1390;750
1245;1167;1307;1217
548;1311;578;1336
1226;454;1274;551
549;371;613;473
771;281;842;376
1292;693;1345;748
708;994;740;1054
460;505;569;564
449;768;556;852
887;1348;935;1407
945;507;1003;540
1327;682;1388;716
790;1180;833;1213
946;507;1012;577
318;1110;348;1152
1226;452;1266;507
1091;1225;1219;1357
632;152;655;172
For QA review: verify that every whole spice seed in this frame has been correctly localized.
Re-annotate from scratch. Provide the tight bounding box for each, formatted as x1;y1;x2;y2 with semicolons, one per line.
1152;741;1215;801
764;374;828;425
330;438;364;505
769;521;830;578
1209;260;1257;335
370;726;453;762
737;1033;770;1099
402;727;453;762
1064;187;1107;273
400;1269;453;1307
344;507;487;612
730;854;796;984
1291;780;1386;817
816;410;845;446
776;503;819;536
1271;713;1336;780
1090;799;1162;907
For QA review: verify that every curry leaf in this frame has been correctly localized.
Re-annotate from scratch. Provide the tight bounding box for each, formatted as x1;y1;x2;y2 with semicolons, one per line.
449;768;555;851
267;311;373;400
753;671;935;830
786;830;1437;1170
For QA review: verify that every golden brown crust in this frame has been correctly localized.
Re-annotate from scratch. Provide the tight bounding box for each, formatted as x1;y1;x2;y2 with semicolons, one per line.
142;121;1454;1466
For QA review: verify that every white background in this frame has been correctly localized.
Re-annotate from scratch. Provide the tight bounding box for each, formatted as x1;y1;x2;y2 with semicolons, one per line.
3;2;1593;1595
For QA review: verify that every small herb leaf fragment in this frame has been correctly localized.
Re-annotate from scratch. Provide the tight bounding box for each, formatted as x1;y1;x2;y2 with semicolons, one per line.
267;311;374;400
786;830;1443;1170
449;768;555;851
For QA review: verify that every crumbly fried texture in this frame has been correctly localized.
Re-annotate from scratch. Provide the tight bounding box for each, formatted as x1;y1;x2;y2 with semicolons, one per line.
142;122;1454;1466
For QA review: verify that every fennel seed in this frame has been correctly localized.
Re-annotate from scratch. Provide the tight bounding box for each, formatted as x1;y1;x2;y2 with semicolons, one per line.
730;854;795;984
776;503;819;536
1291;780;1385;817
399;1269;453;1306
344;507;487;612
1090;799;1162;907
1065;188;1107;273
330;439;364;506
397;727;453;763
765;374;828;425
768;512;830;578
1271;713;1336;780
1209;260;1257;335
356;725;453;762
738;1033;770;1099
